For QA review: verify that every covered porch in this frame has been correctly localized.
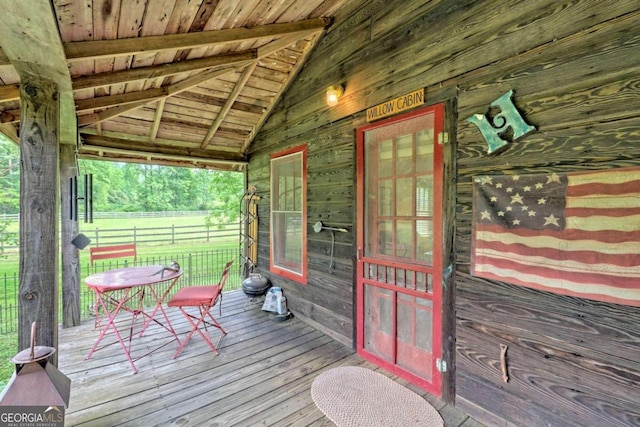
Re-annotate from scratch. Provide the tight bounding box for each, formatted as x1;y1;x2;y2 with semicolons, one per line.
58;289;480;426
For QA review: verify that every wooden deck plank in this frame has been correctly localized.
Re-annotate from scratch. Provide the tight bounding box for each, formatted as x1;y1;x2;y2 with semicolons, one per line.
59;289;482;426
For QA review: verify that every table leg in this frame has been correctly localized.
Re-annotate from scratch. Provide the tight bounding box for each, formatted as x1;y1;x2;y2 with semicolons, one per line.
85;288;138;374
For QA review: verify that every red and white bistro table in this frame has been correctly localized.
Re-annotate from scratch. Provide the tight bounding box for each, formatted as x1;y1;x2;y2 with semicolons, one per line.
84;265;183;373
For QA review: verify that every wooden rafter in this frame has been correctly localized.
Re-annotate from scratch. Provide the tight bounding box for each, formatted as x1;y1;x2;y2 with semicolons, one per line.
80;134;247;165
200;62;258;149
64;18;330;62
72;51;257;91
77;65;244;127
150;99;166;141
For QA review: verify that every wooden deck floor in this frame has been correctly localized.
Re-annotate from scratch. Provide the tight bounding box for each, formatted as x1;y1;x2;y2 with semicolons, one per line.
59;290;484;427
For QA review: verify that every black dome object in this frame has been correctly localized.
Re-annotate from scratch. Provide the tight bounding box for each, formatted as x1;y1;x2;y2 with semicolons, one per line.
242;274;271;297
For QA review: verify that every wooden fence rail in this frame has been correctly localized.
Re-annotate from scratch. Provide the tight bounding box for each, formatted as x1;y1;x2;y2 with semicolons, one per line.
1;222;239;252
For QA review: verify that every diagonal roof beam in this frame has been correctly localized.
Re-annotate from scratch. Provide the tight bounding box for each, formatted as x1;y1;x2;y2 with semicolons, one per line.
241;32;326;153
64;18;330;62
200;62;257;149
199;30;325;149
72;50;256;91
77;65;244;126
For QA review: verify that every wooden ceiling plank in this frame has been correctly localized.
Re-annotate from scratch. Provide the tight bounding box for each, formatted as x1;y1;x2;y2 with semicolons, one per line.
200;62;258;149
63;17;331;61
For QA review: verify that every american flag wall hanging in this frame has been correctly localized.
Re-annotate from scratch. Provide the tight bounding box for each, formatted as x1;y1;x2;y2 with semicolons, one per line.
471;166;640;307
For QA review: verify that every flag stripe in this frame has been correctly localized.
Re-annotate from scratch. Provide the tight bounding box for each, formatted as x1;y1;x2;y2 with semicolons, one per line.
474;239;640;269
474;267;640;307
568;180;640;198
474;252;640;286
477;226;640;245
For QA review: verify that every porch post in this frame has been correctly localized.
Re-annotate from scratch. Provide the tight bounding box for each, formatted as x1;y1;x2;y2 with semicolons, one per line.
60;143;81;327
18;76;60;365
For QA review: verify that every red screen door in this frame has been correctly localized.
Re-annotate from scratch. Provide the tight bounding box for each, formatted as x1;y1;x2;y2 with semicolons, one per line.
356;103;444;395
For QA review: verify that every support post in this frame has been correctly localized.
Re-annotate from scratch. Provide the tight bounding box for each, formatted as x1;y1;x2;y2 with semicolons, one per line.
18;76;60;366
60;143;81;327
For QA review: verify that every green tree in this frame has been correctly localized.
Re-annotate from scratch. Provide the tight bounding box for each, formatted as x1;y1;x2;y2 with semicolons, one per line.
205;171;245;229
0;137;20;214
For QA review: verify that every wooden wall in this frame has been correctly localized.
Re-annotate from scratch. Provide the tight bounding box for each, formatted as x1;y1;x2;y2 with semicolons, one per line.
247;0;640;425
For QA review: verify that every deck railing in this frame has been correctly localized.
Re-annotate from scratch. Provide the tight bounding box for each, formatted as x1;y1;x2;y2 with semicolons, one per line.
0;247;242;335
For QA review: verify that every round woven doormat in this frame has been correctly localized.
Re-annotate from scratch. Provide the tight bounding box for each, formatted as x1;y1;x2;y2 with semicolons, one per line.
311;366;444;427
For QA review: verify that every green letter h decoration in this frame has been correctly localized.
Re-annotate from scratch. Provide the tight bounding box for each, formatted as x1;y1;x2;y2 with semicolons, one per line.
466;90;535;154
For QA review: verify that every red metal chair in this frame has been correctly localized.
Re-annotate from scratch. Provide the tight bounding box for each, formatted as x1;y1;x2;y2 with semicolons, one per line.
168;258;234;359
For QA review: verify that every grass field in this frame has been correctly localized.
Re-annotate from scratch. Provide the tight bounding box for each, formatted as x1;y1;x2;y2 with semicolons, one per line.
0;214;240;388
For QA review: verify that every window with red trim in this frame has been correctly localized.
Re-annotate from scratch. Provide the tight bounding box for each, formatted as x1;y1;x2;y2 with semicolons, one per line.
270;145;307;284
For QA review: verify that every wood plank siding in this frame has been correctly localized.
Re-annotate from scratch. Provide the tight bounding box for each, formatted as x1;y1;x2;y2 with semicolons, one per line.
59;290;481;426
247;1;640;425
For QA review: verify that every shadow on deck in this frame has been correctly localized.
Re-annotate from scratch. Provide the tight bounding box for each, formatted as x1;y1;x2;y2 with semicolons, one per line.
59;290;484;426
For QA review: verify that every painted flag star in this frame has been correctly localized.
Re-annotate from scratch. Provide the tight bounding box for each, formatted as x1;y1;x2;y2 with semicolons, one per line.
544;214;561;227
523;186;531;192
481;210;492;220
535;182;544;189
495;182;503;189
547;172;561;184
528;210;536;217
480;176;493;185
512;175;520;181
490;196;498;202
506;187;513;193
537;197;547;205
512;219;521;226
521;205;528;211
510;193;524;204
497;211;505;216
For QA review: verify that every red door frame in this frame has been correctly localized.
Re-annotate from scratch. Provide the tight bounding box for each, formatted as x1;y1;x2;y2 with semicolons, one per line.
356;103;444;396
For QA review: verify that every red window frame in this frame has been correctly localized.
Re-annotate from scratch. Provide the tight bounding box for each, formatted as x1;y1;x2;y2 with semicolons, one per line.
270;144;308;284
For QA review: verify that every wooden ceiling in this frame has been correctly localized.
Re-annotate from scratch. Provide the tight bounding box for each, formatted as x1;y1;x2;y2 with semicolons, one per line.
0;0;351;171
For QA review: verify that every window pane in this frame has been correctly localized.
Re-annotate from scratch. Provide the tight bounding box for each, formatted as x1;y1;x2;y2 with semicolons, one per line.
271;148;305;282
396;135;413;174
273;212;303;273
396;177;413;217
379;139;393;177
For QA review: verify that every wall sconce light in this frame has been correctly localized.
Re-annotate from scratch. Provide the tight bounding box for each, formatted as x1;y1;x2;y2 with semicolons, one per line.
326;84;344;107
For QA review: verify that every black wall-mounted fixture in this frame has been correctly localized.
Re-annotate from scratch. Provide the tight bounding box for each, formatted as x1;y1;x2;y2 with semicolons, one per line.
69;174;93;223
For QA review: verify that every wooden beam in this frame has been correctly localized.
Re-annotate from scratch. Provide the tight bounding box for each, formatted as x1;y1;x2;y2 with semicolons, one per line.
0;0;76;146
241;32;325;152
77;66;243;126
72;51;257;91
18;77;60;360
0;84;20;102
0;123;19;143
201;62;258;149
150;99;166;141
65;18;331;61
60;143;81;328
75;88;165;112
80;135;247;166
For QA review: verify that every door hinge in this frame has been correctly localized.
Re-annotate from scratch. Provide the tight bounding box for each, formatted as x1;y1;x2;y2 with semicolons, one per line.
436;358;447;373
438;131;449;145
